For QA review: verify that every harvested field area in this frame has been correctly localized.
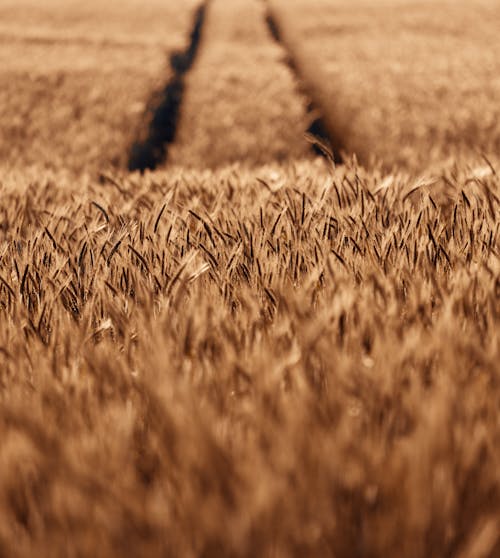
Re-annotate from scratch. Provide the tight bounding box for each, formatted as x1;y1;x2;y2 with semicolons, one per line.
1;0;499;556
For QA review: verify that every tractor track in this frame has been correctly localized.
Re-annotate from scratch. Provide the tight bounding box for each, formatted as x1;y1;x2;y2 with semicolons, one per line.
128;1;208;172
128;0;349;171
264;9;336;161
264;2;348;164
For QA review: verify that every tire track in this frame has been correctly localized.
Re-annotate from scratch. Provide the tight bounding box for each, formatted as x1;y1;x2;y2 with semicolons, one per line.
128;2;208;172
264;1;352;164
166;0;312;169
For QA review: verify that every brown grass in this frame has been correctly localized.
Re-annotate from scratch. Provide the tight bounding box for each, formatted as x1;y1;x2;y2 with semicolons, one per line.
0;156;499;557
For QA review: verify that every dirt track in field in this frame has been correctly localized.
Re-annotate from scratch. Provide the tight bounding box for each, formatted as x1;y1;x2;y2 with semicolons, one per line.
127;3;208;171
129;0;344;170
163;0;313;168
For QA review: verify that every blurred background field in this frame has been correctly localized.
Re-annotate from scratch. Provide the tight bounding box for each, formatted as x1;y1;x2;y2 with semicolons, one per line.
269;0;500;171
0;0;201;172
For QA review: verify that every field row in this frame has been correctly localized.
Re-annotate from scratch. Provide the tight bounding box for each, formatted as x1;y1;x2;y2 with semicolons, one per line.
167;0;311;168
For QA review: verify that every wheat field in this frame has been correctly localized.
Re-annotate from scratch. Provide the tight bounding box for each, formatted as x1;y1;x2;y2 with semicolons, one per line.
269;0;500;171
1;158;499;556
1;0;499;556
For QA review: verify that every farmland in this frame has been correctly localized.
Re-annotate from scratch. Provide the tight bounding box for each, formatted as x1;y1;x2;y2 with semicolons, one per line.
269;0;500;170
167;0;311;168
0;0;499;557
0;0;201;172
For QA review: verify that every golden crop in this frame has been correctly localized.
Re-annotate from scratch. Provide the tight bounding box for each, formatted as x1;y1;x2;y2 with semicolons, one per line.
1;158;499;556
269;0;500;171
1;0;499;556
